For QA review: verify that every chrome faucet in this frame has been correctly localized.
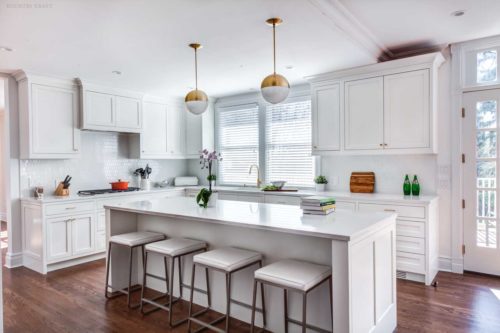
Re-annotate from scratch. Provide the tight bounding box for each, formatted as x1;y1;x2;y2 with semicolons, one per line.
249;164;262;188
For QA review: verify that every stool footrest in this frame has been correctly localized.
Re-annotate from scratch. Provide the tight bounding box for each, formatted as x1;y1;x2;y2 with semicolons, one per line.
190;315;227;333
141;295;181;313
230;298;263;313
287;317;332;333
181;283;209;295
105;284;142;298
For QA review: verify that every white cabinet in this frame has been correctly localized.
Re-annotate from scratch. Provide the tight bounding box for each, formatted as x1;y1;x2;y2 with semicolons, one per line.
167;102;186;157
137;101;169;158
312;83;341;152
46;217;72;262
72;215;94;256
344;77;384;150
383;69;430;149
14;72;80;159
78;80;142;133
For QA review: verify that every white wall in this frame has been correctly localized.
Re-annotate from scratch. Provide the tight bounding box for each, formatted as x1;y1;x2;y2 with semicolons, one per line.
0;80;6;221
20;131;188;197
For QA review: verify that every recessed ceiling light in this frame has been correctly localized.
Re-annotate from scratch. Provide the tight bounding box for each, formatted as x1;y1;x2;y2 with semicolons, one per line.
0;46;13;52
451;10;465;17
112;70;122;75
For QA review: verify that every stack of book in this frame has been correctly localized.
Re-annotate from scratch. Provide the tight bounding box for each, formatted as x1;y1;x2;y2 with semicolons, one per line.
301;196;336;215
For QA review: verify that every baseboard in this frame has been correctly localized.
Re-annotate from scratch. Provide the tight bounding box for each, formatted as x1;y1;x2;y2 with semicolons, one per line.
451;259;464;274
5;251;23;268
438;256;452;272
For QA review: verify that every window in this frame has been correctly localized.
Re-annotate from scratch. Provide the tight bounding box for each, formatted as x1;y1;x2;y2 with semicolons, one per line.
265;100;314;187
477;50;498;83
216;96;315;187
216;103;260;185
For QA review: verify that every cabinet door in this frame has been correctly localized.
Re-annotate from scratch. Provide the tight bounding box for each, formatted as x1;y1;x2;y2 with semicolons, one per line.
46;217;72;262
31;84;80;156
167;104;186;156
85;91;115;128
142;101;168;156
72;214;94;256
344;77;384;150
115;96;142;132
312;83;340;151
383;70;430;149
185;111;203;157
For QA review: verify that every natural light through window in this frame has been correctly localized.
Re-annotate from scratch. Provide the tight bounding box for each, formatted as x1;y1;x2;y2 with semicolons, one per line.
477;50;498;83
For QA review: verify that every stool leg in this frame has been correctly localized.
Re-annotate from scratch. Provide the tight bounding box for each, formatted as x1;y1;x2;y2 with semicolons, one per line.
104;243;112;298
187;263;196;333
140;251;149;313
164;256;170;295
284;289;289;333
168;256;175;326
205;266;211;308
225;272;232;332
259;261;267;329
302;292;307;333
178;256;183;299
329;276;333;331
250;280;258;333
127;246;134;307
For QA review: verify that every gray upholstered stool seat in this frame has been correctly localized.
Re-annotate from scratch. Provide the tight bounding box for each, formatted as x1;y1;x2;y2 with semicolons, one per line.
254;259;331;291
141;238;209;327
251;259;333;333
188;247;266;333
105;231;166;308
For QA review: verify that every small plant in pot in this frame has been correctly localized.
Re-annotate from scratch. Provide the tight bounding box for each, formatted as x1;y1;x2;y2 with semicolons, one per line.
314;175;328;192
197;149;222;208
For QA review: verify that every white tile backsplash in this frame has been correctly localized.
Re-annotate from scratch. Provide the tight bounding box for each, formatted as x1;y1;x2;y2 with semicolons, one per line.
20;131;188;197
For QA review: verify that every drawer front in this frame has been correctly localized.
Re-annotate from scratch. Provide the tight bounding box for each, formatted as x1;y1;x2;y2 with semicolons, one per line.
46;201;95;216
396;236;425;255
185;190;198;198
358;202;425;219
397;220;425;238
265;195;301;206
237;194;264;203
396;251;425;274
336;201;356;211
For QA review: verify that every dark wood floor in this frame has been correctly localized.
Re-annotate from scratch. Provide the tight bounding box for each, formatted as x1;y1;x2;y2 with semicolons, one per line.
3;257;500;332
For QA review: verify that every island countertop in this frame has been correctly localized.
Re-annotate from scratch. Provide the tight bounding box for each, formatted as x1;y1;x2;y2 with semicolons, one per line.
104;196;396;241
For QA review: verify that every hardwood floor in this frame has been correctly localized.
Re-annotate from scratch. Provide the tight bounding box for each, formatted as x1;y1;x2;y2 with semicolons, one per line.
3;257;500;332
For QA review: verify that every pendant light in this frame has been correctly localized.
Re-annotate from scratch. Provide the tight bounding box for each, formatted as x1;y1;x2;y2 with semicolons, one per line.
261;17;290;104
185;43;208;115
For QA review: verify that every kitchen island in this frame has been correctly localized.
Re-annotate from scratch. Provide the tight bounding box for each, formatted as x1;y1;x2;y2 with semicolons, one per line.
105;197;397;333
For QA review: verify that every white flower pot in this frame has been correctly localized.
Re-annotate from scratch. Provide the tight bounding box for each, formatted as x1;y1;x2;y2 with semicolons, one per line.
315;184;326;192
141;179;151;191
207;191;218;207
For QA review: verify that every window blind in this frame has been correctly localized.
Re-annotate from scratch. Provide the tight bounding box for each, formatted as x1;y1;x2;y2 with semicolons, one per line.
265;100;314;187
216;103;260;185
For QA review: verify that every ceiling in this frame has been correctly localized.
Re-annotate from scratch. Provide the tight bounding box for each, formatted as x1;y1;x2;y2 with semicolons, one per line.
0;0;499;98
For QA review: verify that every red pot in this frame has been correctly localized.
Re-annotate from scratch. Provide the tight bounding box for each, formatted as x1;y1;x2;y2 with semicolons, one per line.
110;179;129;190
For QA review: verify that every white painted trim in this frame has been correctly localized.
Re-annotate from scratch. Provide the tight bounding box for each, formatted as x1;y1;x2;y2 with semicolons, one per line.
0;212;6;221
438;256;452;272
4;252;23;268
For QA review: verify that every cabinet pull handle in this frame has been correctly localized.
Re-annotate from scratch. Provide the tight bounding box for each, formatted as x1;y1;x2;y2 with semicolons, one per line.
384;209;396;212
379;143;383;147
65;207;77;210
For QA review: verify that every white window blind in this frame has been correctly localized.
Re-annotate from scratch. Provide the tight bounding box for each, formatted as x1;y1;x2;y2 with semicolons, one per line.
265;100;314;187
217;103;260;185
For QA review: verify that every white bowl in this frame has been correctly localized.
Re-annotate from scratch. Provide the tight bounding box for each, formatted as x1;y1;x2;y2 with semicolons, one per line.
271;181;286;189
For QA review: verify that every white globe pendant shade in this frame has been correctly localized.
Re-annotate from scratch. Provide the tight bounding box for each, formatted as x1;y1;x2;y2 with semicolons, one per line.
185;89;208;115
261;73;290;104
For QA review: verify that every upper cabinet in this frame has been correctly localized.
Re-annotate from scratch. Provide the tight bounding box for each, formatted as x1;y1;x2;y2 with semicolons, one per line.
307;52;444;155
14;71;81;159
78;80;142;133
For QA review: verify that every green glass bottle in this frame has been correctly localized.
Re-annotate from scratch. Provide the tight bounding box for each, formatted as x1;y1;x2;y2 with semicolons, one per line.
412;175;420;196
403;175;411;196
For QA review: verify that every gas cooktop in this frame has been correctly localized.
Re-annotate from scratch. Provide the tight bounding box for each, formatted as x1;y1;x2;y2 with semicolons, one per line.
77;187;141;196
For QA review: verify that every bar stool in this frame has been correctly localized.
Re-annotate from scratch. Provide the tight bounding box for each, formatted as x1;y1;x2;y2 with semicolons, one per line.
104;231;165;308
140;237;210;327
250;259;333;333
188;247;266;333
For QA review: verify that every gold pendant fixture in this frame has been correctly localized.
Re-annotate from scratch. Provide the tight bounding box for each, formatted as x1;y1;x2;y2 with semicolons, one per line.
261;17;290;104
185;43;208;115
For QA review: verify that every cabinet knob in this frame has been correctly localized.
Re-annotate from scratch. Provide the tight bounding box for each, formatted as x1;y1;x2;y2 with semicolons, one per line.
379;143;383;147
313;145;317;149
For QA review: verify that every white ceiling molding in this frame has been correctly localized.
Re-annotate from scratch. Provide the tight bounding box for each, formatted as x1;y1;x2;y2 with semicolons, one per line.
307;0;393;61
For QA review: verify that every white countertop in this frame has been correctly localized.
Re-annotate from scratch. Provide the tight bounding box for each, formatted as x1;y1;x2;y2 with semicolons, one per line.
104;196;396;241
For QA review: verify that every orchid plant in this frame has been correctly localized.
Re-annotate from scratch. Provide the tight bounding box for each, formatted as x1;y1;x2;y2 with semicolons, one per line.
199;149;222;193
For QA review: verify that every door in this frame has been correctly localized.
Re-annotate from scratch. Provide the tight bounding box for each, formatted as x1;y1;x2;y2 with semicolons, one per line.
71;214;94;256
85;91;115;128
463;89;500;275
46;217;72;262
312;83;341;151
31;84;79;155
142;101;168;156
383;70;430;149
344;77;384;150
115;96;142;131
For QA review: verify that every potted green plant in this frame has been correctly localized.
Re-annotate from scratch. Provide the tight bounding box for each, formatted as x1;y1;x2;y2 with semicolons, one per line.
314;175;328;192
197;149;222;208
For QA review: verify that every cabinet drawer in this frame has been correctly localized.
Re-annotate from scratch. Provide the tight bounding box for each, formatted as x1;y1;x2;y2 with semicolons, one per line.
397;220;425;238
396;236;425;255
396;251;425;274
336;201;356;211
358;203;425;219
265;195;301;206
46;201;95;216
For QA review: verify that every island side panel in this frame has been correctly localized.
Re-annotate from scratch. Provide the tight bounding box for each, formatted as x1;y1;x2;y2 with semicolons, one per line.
105;208;139;292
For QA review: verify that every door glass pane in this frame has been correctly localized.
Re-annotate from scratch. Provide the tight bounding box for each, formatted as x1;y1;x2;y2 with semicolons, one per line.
477;219;497;248
477;161;497;188
477;50;497;83
477;190;496;218
476;100;497;129
477;131;497;158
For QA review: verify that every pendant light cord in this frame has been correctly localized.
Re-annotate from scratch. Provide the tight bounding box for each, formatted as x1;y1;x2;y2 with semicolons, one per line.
194;47;198;90
273;22;276;75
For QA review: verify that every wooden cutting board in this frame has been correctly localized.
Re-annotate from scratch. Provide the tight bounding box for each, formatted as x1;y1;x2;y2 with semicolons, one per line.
350;172;375;193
